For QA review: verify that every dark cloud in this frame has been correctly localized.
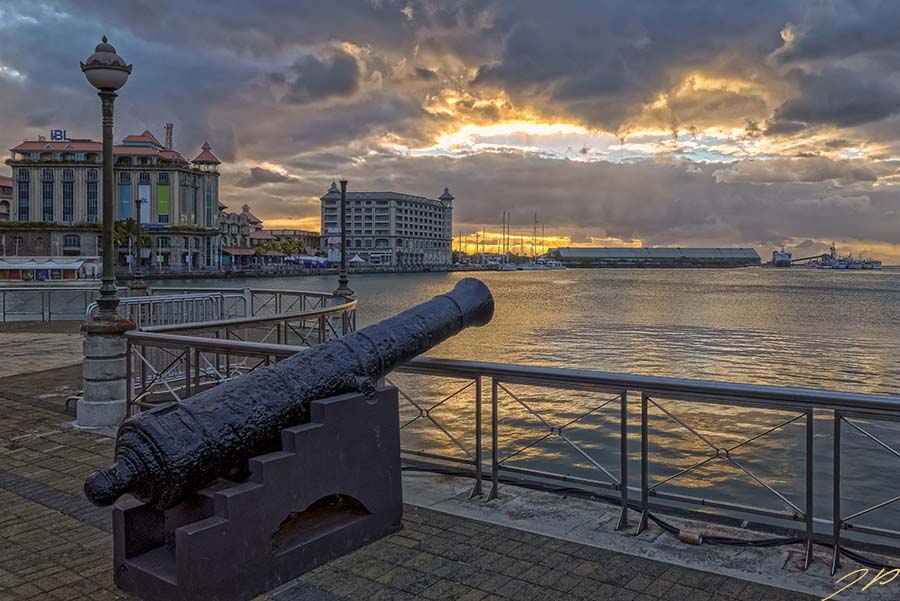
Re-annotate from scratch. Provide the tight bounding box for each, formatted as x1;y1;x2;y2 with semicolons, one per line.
712;157;883;185
281;49;361;105
235;167;299;188
774;68;900;127
414;67;439;81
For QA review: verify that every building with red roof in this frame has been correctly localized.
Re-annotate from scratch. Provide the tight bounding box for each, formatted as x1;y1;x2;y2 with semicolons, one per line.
4;126;223;269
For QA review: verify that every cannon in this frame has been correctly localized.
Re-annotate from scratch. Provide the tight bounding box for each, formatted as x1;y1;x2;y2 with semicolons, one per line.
85;277;494;510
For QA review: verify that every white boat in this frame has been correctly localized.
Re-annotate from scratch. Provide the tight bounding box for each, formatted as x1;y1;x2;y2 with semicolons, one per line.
519;258;566;271
497;262;517;271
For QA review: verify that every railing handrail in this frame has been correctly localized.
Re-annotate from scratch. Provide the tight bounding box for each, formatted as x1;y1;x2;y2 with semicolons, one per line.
120;329;900;415
156;287;341;299
126;330;308;355
397;357;900;415
141;298;358;334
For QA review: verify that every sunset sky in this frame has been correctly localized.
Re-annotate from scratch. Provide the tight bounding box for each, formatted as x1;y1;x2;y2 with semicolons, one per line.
2;1;900;260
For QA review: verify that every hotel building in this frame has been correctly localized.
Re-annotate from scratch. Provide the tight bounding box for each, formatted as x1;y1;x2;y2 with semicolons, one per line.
4;127;221;269
320;183;454;267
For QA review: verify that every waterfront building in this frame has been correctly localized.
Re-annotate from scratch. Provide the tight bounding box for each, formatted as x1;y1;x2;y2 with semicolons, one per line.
267;229;321;252
320;183;453;267
5;128;221;270
549;247;762;268
0;173;11;221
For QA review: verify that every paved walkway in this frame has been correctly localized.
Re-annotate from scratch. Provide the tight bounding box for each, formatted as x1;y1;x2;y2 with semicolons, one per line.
0;325;820;601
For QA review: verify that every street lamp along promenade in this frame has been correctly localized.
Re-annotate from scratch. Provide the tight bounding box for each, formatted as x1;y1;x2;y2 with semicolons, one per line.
76;36;134;429
80;35;132;319
333;179;354;297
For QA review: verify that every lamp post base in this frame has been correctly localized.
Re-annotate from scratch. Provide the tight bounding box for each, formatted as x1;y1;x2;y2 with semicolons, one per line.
128;274;150;297
77;318;135;429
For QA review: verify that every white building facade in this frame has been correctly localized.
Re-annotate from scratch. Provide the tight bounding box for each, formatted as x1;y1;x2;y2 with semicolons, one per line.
320;184;454;267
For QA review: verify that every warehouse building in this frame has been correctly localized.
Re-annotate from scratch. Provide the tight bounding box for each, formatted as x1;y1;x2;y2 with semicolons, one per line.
548;247;761;268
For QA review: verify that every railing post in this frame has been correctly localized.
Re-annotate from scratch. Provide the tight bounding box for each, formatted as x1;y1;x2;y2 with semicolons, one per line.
41;289;46;322
125;340;133;417
319;315;326;343
184;349;192;398
47;289;52;322
617;390;629;530
831;411;842;575
638;392;649;533
193;348;201;392
2;290;6;323
804;409;814;570
140;344;147;402
488;377;500;500
470;376;483;499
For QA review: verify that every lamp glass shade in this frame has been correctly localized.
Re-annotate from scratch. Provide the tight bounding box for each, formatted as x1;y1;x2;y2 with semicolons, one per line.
82;65;130;91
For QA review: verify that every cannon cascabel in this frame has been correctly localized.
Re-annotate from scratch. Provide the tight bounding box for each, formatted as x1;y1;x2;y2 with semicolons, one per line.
84;278;494;509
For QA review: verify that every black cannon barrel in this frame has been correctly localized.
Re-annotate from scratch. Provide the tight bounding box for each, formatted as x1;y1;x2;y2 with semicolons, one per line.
84;278;494;509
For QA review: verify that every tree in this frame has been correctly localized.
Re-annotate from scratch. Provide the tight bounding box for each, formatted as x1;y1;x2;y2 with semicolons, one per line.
113;219;151;249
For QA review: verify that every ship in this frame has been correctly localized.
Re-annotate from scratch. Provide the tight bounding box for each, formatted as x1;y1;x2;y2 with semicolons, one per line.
803;242;882;270
771;248;792;267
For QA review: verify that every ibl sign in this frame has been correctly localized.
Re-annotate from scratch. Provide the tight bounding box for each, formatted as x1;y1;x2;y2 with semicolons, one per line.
50;129;70;141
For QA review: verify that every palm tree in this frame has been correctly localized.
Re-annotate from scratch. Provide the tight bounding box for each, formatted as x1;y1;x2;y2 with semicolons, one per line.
114;219;151;267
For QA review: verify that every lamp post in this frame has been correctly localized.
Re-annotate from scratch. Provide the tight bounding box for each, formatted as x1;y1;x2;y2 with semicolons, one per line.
130;196;149;295
81;35;132;319
333;179;353;297
77;36;134;429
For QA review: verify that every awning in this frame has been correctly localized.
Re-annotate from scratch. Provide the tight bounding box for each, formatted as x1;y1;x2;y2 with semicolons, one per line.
221;248;255;256
0;260;84;270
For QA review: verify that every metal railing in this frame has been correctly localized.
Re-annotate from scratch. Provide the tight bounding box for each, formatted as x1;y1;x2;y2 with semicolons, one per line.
125;299;357;408
85;293;248;328
391;358;900;573
150;287;351;319
113;325;900;570
0;286;113;322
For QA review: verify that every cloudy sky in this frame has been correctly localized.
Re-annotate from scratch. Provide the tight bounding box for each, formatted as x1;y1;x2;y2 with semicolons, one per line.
3;0;900;260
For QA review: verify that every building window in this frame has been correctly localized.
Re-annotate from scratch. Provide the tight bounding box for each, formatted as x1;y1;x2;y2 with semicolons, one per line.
87;181;98;222
158;237;170;249
62;168;74;181
42;179;54;221
139;172;150;185
86;169;98;182
17;168;29;181
62;181;74;222
13;236;24;253
119;172;131;184
158;172;169;184
17;181;29;221
41;168;53;181
63;234;80;248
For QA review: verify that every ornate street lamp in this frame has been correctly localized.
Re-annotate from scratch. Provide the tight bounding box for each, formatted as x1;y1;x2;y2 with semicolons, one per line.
131;196;148;295
333;179;354;297
81;36;132;319
77;36;134;429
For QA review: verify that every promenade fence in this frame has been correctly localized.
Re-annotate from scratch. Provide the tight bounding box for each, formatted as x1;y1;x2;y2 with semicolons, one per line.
121;326;900;574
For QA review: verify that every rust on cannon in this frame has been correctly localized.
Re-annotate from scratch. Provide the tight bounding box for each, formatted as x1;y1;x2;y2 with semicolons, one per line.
84;278;494;510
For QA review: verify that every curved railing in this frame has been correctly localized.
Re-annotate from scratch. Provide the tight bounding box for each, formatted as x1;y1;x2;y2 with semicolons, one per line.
125;293;357;412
